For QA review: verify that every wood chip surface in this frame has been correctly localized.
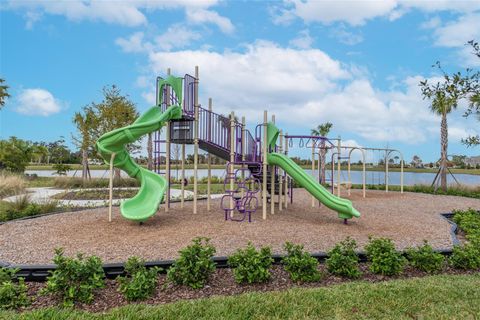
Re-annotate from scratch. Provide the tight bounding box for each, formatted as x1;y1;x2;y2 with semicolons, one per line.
1;189;478;264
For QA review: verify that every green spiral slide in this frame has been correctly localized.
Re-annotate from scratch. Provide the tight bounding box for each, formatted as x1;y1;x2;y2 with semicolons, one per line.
265;122;360;220
96;105;182;222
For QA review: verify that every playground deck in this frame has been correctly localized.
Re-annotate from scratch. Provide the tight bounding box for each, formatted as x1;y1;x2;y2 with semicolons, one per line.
1;189;478;265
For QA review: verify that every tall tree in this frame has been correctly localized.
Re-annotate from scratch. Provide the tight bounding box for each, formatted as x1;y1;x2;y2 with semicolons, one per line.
0;78;10;109
420;60;469;191
0;78;10;110
47;138;71;164
0;137;32;172
426;91;456;191
311;122;333;184
461;40;480;147
31;143;49;164
73;106;98;180
73;85;139;180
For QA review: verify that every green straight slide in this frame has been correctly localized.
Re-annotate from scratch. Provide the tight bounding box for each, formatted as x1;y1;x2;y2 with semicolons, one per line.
266;122;360;220
96;105;182;222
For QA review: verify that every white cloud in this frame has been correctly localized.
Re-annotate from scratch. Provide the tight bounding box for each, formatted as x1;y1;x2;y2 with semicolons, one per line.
422;13;480;67
448;126;478;141
281;0;399;26
115;32;150;53
146;41;350;114
16;88;63;116
401;1;480;13
155;24;202;51
136;41;456;144
289;29;314;49
433;13;480;48
116;25;202;54
276;0;480;26
186;8;234;34
6;0;229;29
420;16;441;29
329;25;363;45
8;0;147;27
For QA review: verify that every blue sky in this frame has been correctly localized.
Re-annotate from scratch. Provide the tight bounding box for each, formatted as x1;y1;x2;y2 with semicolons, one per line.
1;0;480;163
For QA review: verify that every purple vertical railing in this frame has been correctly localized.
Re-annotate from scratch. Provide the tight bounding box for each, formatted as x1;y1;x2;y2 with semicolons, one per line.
198;107;241;158
154;73;262;168
244;130;257;162
183;74;195;117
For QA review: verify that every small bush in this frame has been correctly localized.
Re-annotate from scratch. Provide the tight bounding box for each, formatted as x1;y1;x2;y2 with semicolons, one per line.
449;243;480;270
0;172;26;198
52;164;72;176
117;257;161;301
167;237;216;289
405;241;444;273
228;243;273;284
0;196;58;222
282;242;321;282
365;237;406;276
326;237;362;278
41;248;105;307
467;233;480;246
453;208;480;237
53;177;139;189
0;268;29;310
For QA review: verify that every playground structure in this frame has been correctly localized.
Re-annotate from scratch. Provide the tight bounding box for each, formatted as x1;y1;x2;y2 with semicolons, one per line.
96;66;409;224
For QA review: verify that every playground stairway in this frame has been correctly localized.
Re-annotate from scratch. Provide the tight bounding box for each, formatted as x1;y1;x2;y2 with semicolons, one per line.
154;74;284;197
248;163;283;196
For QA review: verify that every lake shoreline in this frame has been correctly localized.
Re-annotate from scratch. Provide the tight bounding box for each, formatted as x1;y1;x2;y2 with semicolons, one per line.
25;164;480;175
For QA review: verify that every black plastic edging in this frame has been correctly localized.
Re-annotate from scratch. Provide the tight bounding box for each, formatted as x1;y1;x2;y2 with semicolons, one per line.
440;213;460;246
2;213;462;282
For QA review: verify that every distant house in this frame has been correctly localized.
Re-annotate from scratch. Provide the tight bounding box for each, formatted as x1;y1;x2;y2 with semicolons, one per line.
465;156;480;166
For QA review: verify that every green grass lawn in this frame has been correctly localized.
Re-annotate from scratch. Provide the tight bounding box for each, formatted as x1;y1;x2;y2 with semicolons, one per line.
51;184;226;200
25;164;228;171
2;274;479;319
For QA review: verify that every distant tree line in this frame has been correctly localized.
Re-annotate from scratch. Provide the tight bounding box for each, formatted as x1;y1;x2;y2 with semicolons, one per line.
0;137;79;173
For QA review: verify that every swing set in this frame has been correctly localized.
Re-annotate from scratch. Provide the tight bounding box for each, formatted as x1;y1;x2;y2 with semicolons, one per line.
285;136;404;201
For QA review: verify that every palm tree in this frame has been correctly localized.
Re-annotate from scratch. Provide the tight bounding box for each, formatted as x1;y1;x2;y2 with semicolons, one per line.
0;78;10;109
311;122;333;184
430;92;456;191
393;155;400;165
73;107;98;180
462;92;480;147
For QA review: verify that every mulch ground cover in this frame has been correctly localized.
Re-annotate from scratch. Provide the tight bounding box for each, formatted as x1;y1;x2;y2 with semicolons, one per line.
22;264;480;313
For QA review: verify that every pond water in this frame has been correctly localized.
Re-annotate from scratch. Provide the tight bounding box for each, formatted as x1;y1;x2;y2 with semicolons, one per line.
26;168;480;186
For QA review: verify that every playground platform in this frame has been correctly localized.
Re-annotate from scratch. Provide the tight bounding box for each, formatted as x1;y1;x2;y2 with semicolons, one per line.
1;189;478;265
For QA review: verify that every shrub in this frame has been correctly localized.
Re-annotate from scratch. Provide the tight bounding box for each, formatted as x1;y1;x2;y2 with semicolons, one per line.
467;233;480;246
449;243;480;270
41;248;105;307
365;237;406;276
53;177;139;189
0;196;58;222
326;237;362;278
405;241;444;273
228;243;273;284
0;172;26;198
0;268;29;310
117;257;161;301
167;237;216;289
52;164;72;176
452;208;480;237
282;242;321;282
